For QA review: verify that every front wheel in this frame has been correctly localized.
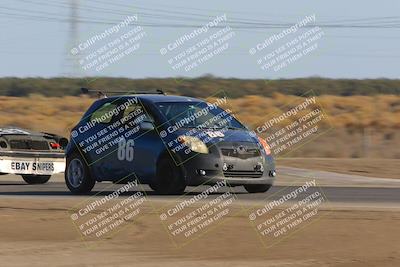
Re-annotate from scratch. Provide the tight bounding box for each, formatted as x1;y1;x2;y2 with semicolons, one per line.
65;153;95;194
244;184;272;193
21;175;51;184
150;157;186;195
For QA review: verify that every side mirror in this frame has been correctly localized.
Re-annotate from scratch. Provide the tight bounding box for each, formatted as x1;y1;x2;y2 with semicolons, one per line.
140;121;154;131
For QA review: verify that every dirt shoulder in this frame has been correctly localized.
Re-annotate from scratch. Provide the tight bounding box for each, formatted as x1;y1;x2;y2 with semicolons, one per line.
0;198;399;266
277;158;400;179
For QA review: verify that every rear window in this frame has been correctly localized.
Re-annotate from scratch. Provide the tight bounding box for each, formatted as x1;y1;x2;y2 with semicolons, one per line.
90;102;117;124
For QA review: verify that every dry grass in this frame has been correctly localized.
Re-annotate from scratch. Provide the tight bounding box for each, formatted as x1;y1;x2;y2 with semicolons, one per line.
1;94;399;158
0;94;93;136
225;93;400;129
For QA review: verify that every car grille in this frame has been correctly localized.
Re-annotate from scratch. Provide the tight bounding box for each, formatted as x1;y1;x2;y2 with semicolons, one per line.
220;147;261;160
9;140;49;150
223;170;263;178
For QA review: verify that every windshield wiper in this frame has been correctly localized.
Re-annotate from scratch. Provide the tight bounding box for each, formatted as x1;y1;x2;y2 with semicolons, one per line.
225;126;243;130
200;126;243;130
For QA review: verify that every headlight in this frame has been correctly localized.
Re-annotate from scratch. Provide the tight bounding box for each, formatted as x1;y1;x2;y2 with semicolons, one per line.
179;136;209;154
257;136;271;155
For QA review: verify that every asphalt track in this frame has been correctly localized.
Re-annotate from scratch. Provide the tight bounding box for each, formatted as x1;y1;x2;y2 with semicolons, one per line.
0;167;399;203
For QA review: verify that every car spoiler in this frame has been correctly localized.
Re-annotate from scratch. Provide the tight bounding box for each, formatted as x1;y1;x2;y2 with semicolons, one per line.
80;87;165;98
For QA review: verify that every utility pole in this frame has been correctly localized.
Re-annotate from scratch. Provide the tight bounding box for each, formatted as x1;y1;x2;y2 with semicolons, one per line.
63;0;80;77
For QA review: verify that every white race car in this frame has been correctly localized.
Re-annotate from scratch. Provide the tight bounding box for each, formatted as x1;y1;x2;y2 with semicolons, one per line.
0;127;67;184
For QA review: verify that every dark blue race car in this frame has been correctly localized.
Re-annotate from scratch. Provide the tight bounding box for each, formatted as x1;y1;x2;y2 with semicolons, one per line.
65;91;276;194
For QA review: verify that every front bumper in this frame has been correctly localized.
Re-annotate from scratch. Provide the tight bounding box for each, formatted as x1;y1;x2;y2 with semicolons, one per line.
186;172;276;186
180;150;276;186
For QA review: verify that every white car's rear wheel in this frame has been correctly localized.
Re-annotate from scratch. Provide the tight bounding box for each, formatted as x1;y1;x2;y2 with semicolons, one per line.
21;175;51;184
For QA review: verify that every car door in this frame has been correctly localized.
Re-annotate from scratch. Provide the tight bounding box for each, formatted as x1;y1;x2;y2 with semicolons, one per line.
78;100;122;181
115;100;164;183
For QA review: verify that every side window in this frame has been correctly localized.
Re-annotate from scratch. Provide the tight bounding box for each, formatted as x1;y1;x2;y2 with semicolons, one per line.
121;102;154;126
90;102;118;124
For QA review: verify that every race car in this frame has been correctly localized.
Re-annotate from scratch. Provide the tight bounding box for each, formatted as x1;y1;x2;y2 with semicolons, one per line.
0;128;67;184
65;90;276;194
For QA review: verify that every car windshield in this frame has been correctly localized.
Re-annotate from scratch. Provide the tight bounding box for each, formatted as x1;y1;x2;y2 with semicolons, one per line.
156;101;246;130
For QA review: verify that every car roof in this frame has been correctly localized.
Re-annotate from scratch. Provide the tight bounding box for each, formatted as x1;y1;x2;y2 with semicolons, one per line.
105;94;203;103
82;94;206;119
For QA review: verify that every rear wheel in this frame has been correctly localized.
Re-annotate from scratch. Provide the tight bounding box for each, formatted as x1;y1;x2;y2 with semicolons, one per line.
65;153;95;194
150;156;186;195
244;184;272;193
21;175;51;184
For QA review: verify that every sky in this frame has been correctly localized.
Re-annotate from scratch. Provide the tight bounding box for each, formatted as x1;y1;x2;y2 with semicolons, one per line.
0;0;399;79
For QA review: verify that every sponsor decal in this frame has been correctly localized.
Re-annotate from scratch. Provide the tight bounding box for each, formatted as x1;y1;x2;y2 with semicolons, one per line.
205;131;225;138
10;161;55;172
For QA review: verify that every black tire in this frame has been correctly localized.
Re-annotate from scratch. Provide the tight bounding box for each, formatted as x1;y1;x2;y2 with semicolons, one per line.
65;152;95;194
150;156;186;195
21;175;51;184
244;184;272;193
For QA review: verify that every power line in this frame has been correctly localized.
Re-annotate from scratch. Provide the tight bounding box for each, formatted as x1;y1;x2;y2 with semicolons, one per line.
4;1;400;29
